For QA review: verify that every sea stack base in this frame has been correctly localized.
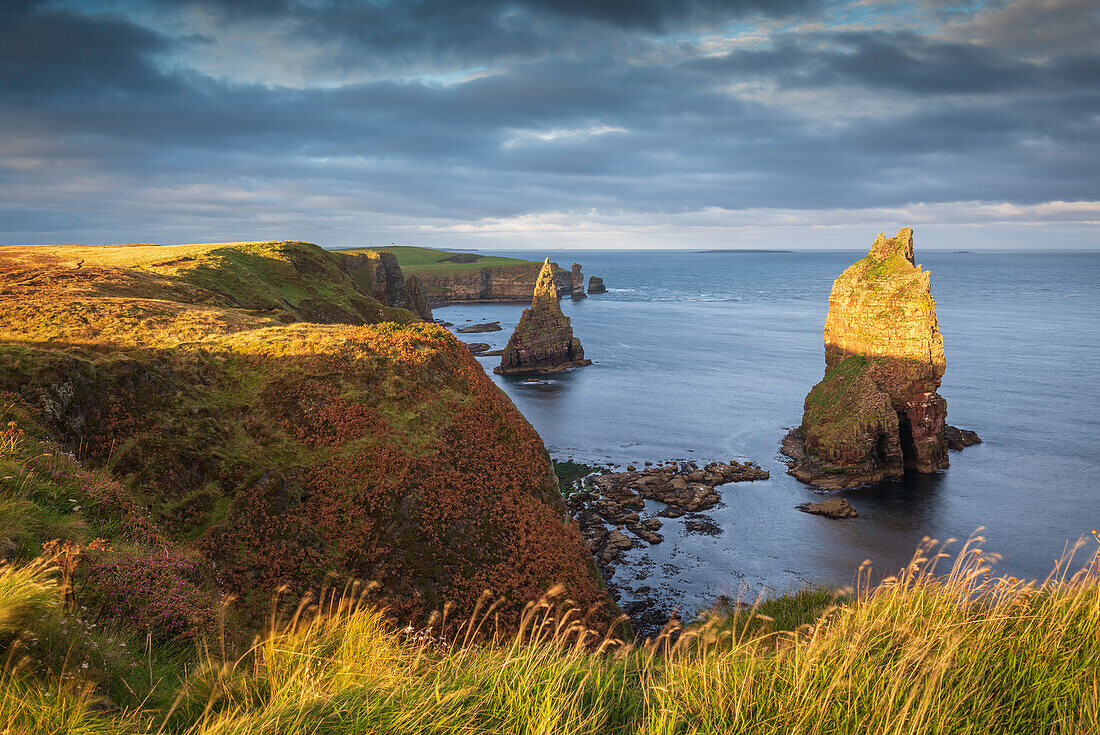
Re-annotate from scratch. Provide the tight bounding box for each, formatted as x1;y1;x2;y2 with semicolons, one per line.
493;358;592;376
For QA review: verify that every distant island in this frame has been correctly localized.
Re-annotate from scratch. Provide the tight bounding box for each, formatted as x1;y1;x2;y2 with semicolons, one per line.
697;248;793;253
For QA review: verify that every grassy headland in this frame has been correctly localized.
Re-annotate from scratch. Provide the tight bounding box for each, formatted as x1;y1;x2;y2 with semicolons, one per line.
0;240;609;635
336;245;537;276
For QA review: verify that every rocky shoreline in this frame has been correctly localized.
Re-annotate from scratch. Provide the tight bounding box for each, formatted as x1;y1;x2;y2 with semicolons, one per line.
563;458;768;631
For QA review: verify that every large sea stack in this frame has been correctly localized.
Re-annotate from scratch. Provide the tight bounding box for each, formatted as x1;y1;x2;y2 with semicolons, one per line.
782;227;979;489
495;258;592;375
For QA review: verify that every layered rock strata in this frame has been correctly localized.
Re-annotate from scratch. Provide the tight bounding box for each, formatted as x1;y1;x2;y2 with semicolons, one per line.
588;276;607;294
495;259;592;375
570;263;587;299
783;228;978;489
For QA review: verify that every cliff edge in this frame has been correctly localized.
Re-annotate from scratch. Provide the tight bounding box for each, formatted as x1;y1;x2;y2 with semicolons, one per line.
782;228;979;489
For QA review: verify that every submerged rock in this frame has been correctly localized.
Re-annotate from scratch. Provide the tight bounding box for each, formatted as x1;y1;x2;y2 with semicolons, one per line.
494;259;592;375
783;228;979;489
588;276;607;294
570;263;587;299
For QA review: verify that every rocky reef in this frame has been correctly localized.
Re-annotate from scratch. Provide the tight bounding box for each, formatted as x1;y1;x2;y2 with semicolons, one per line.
783;228;979;489
0;240;612;629
588;276;607;294
494;259;592;375
570;263;587;299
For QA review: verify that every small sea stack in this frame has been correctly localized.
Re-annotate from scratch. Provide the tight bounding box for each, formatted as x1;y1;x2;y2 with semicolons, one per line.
588;275;607;294
494;258;592;375
570;263;587;298
782;227;979;489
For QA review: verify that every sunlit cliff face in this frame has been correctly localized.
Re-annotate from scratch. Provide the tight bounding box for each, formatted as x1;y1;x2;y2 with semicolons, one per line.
825;228;945;378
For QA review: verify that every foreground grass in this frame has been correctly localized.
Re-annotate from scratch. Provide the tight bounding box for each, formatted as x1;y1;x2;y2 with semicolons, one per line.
2;534;1098;735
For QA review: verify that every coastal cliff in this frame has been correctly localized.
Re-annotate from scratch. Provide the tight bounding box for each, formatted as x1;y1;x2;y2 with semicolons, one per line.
339;249;433;320
339;246;582;305
783;228;979;489
495;259;591;375
0;241;610;628
415;261;573;305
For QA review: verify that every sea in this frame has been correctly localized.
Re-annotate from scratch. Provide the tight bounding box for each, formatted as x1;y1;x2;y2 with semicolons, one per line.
434;249;1100;617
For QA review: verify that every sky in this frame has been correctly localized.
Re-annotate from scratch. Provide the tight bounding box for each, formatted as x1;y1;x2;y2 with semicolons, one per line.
1;0;1098;250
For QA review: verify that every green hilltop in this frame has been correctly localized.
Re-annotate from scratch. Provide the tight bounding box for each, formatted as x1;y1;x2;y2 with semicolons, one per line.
336;245;537;275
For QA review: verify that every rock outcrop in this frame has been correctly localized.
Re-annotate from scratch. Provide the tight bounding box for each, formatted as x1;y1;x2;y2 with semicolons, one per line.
494;259;592;375
588;276;607;294
570;263;587;299
339;250;431;321
797;497;858;519
404;275;434;321
783;228;978;489
456;321;502;333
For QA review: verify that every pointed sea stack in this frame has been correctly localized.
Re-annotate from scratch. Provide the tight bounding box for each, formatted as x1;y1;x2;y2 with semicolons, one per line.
494;258;592;375
782;227;979;489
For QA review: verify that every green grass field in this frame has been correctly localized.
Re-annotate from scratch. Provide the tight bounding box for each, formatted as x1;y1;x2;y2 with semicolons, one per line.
336;245;537;275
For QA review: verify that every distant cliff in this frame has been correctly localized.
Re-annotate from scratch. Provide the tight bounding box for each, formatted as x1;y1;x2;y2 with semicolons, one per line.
339;246;577;305
783;228;978;489
415;261;575;305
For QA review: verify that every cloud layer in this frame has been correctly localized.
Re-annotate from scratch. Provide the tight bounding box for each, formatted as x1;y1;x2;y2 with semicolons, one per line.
1;0;1097;248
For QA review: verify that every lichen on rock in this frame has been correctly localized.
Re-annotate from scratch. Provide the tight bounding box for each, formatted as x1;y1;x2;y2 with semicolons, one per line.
495;259;592;375
783;227;978;489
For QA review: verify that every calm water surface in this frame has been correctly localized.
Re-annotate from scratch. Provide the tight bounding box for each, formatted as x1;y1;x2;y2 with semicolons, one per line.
437;249;1100;615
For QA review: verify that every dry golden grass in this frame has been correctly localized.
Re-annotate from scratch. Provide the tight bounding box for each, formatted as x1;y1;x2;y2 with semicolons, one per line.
1;534;1097;734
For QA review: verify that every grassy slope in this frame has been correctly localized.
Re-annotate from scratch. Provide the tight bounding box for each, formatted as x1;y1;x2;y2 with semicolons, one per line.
336;245;537;275
0;241;608;628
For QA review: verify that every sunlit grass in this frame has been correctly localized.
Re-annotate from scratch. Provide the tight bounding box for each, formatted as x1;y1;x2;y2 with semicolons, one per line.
2;533;1097;735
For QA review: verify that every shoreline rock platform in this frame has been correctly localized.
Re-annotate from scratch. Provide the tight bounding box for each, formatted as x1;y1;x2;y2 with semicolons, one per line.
783;227;980;489
565;459;769;579
494;258;592;375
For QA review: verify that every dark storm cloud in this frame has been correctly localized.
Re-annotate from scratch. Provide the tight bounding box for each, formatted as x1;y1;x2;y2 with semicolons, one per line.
167;0;816;32
0;0;1097;245
0;2;178;98
690;29;1097;95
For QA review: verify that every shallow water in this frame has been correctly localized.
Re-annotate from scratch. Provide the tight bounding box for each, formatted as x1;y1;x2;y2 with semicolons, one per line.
437;249;1100;615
